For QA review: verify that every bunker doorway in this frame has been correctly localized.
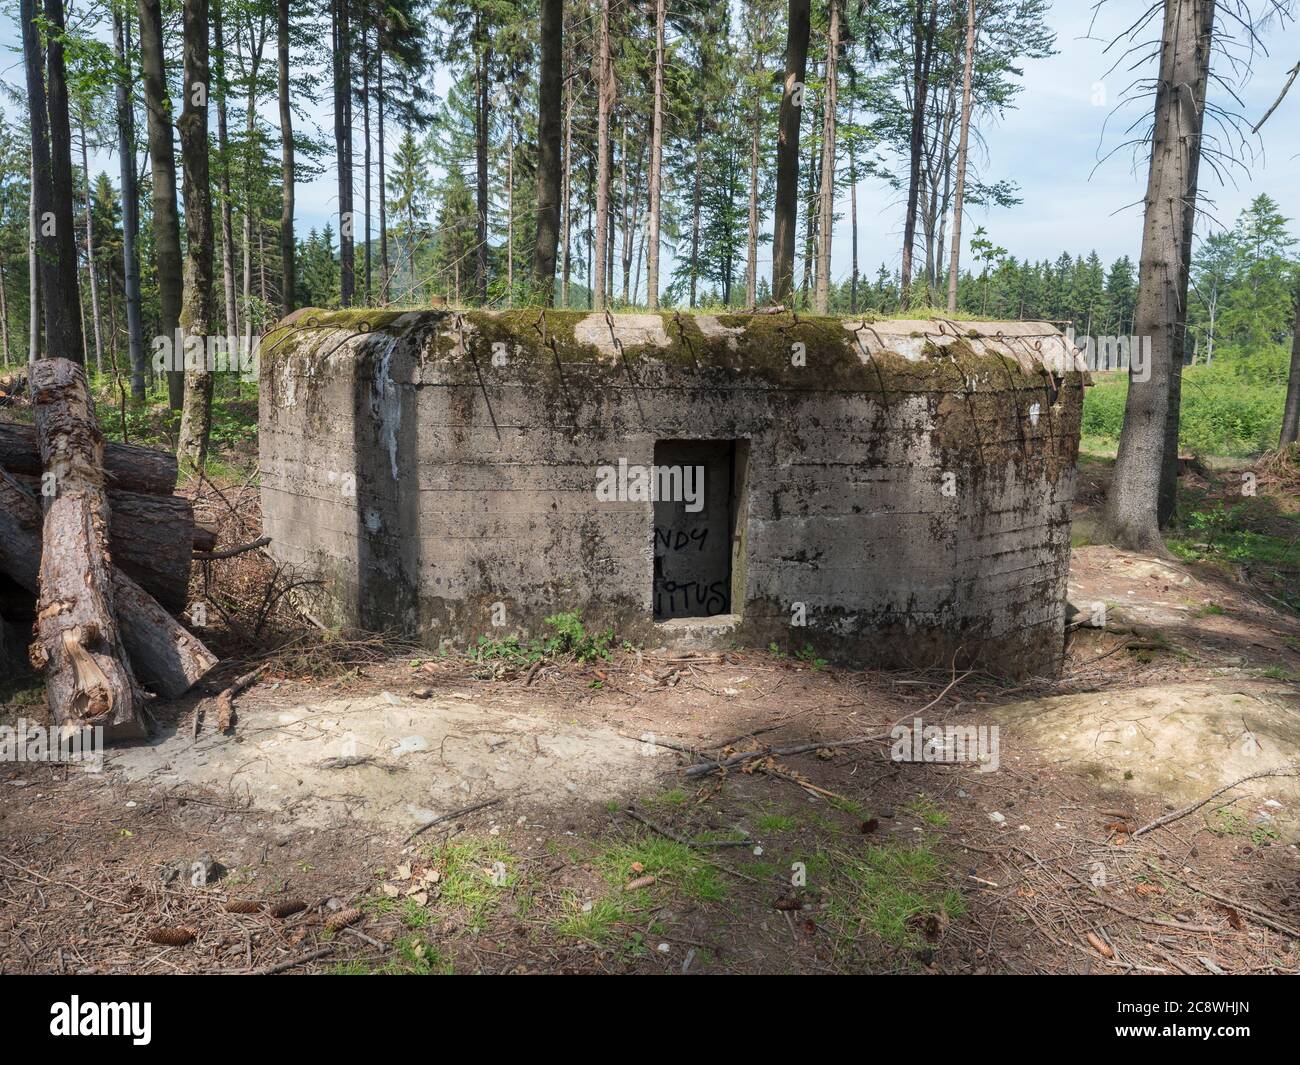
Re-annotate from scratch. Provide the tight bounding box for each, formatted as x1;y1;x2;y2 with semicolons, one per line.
652;439;747;621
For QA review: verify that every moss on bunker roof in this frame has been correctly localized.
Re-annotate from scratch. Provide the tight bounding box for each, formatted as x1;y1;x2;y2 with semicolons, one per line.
264;307;1082;391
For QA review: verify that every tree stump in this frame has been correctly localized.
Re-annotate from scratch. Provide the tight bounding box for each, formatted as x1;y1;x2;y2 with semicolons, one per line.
29;358;145;738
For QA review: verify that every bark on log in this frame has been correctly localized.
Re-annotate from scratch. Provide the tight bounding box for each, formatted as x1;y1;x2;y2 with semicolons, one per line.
28;359;145;737
0;421;178;495
0;467;216;700
9;474;195;611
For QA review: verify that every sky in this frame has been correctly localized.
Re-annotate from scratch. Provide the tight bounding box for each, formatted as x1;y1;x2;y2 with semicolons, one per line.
2;0;1299;295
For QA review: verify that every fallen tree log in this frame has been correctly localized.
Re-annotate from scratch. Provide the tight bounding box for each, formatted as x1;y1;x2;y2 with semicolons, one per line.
28;359;146;738
0;420;178;495
8;474;197;611
0;468;216;700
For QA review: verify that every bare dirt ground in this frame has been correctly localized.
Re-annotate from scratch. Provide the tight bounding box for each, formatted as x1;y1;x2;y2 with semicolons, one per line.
2;458;1299;975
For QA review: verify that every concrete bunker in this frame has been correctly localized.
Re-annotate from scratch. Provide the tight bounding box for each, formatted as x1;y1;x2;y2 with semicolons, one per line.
259;310;1087;676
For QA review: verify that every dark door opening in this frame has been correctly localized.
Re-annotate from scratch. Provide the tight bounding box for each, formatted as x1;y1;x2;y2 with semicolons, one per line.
653;439;740;620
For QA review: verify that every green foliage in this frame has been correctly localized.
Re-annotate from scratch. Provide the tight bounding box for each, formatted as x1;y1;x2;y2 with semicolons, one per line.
829;841;965;950
472;611;614;666
541;611;614;663
1084;358;1288;457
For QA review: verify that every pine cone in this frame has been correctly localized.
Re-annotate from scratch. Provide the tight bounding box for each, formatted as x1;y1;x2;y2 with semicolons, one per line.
146;926;196;946
324;907;362;932
270;899;307;919
225;899;262;914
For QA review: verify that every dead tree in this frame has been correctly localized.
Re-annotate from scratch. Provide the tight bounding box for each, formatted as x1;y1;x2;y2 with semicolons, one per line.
0;468;216;700
28;358;145;738
0;422;178;494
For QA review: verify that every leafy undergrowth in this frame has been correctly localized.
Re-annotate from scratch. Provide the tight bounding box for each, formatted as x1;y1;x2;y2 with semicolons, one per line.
1082;359;1287;457
84;376;259;480
1165;459;1300;613
471;610;621;674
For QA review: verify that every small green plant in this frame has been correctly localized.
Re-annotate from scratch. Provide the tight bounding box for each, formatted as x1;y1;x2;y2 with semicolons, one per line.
542;611;614;662
1206;807;1248;836
794;643;828;670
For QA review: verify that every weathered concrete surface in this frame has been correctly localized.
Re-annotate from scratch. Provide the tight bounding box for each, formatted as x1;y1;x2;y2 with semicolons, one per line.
107;687;669;830
259;310;1086;676
992;681;1300;835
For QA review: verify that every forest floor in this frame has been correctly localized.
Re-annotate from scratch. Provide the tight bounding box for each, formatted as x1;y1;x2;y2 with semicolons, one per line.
1;442;1299;974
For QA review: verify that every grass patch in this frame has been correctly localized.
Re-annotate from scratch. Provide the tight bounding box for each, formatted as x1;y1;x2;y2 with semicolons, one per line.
829;841;965;949
593;836;726;903
904;795;950;828
642;788;689;809
555;833;728;945
422;837;516;932
327;934;453;975
754;812;798;834
554;893;632;943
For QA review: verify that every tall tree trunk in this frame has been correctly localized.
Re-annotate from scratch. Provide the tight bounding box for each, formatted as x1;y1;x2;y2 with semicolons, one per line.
849;92;858;313
177;0;215;475
138;0;184;406
688;107;704;307
1158;0;1215;527
561;53;573;308
533;0;563;305
114;9;146;398
946;0;976;315
361;21;371;304
1278;286;1300;446
814;0;840;315
278;0;295;315
1101;0;1214;553
378;47;389;304
593;0;613;309
507;125;515;304
0;254;9;366
900;0;937;309
28;156;39;362
213;3;239;342
474;14;490;305
20;0;64;364
772;0;811;306
80;124;105;375
645;0;666;309
0;254;10;366
619;125;629;304
801;124;818;303
747;86;761;308
334;0;354;306
41;0;85;364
